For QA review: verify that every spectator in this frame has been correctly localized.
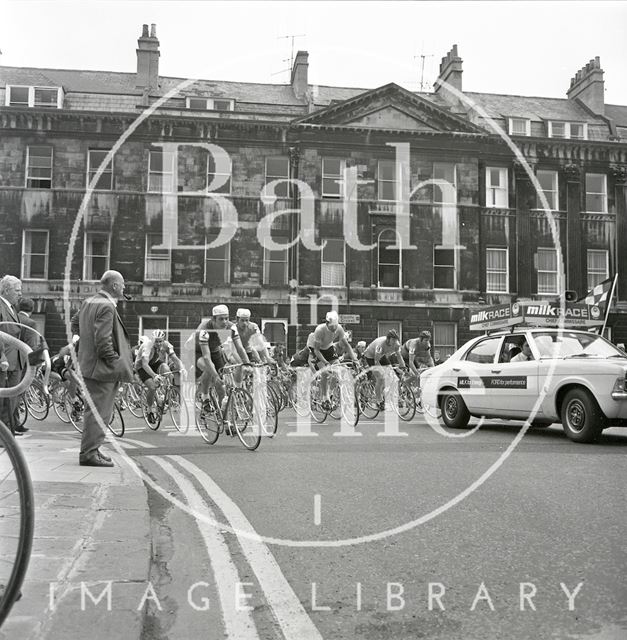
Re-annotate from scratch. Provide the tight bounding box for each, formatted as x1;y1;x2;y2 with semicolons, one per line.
511;341;534;362
0;275;24;435
75;270;134;467
18;297;52;394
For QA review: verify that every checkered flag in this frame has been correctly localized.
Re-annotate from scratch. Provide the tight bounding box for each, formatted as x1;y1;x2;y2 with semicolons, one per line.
579;276;614;307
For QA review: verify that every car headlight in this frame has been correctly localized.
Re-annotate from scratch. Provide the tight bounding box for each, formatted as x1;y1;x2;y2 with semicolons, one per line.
611;374;627;399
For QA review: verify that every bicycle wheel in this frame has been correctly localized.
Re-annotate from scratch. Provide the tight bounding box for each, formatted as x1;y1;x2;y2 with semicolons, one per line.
230;388;260;451
0;419;35;627
392;381;416;422
195;388;220;445
167;387;189;433
143;387;164;431
252;385;278;437
309;378;328;424
125;382;146;419
15;398;28;429
357;378;380;420
339;381;360;428
289;373;310;417
64;392;84;433
107;402;125;438
51;381;70;423
25;380;49;421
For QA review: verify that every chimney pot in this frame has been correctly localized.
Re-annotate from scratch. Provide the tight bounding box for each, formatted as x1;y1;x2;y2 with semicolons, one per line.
291;50;309;101
567;56;604;115
434;44;463;104
137;23;160;93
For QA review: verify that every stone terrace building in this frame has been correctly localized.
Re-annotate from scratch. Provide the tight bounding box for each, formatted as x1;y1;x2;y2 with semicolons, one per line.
1;26;626;355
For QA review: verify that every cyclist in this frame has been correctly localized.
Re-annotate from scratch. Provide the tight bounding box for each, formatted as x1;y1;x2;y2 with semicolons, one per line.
355;340;368;366
195;304;248;415
308;311;356;409
289;334;314;368
364;330;406;409
401;330;435;382
233;308;274;364
49;336;82;419
135;329;184;424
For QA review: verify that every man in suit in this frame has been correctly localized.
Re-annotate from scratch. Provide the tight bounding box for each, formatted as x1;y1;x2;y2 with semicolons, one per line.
75;270;133;467
0;275;24;435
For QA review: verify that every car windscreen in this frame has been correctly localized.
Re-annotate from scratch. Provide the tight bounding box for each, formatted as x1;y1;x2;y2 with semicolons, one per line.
533;332;626;359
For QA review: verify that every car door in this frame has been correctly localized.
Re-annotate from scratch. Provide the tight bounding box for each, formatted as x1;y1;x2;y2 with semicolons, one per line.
455;336;503;414
486;333;539;416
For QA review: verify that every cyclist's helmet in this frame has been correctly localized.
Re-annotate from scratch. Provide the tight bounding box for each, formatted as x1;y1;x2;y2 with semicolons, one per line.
386;330;400;341
152;329;166;340
356;340;367;348
419;330;431;339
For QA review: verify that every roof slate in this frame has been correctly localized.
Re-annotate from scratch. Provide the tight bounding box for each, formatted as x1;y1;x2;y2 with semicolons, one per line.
0;65;624;133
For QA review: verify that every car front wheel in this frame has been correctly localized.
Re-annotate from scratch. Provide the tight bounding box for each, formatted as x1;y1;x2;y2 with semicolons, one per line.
561;388;606;443
440;391;470;429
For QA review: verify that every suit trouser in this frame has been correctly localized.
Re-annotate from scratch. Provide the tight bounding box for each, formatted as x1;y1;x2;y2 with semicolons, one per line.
0;370;20;434
80;378;117;457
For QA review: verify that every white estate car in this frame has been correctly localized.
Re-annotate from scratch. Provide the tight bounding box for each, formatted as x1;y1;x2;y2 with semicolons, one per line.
420;328;627;443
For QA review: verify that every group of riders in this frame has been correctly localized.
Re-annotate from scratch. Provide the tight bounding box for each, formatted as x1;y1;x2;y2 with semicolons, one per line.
45;305;437;424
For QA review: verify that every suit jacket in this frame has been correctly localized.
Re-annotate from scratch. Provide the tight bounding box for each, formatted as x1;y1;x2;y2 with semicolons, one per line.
17;311;48;351
77;291;133;382
0;297;25;371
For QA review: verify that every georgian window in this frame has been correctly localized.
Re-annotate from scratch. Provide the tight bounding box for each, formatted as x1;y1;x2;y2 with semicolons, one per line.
433;247;456;289
377;230;401;288
433;163;457;204
26;145;53;189
377;160;396;201
263;247;288;286
536;170;558;210
148;149;175;193
264;157;290;198
537;248;558;294
322;158;345;199
321;239;345;287
485;167;508;208
205;235;230;285
587;250;609;290
433;323;457;361
186;97;235;111
6;85;63;108
87;150;113;190
83;232;110;281
207;152;231;194
508;118;531;136
547;121;587;140
486;248;509;293
585;174;607;213
144;233;171;281
21;230;49;280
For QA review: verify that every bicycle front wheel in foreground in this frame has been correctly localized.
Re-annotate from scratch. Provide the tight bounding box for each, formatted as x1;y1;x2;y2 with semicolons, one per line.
0;419;35;627
195;389;220;445
168;387;189;433
231;388;260;451
107;403;125;438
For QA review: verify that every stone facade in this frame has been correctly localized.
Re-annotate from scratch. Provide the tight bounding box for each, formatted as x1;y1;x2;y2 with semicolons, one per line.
1;32;627;355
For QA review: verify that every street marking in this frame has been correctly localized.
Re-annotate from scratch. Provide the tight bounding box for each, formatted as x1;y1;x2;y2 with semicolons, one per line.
148;456;260;640
172;456;323;640
314;494;321;526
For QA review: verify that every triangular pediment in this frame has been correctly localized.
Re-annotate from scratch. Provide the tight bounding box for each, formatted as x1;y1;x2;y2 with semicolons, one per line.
293;83;482;134
345;105;438;131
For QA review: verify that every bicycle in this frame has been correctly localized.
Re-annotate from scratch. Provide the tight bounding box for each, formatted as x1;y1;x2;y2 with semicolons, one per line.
309;360;360;427
65;386;125;438
0;332;43;626
143;371;189;433
242;363;279;436
195;363;261;450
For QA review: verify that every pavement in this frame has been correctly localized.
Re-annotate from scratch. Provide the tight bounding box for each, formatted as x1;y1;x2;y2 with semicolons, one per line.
1;423;151;640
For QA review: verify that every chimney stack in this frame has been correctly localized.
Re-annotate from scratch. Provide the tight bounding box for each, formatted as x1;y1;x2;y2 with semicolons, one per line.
291;50;309;100
434;45;463;104
567;57;604;115
136;23;160;92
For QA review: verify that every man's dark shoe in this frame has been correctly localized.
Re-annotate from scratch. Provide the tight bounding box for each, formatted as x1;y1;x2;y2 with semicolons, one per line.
79;453;114;467
15;425;29;434
98;450;112;462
